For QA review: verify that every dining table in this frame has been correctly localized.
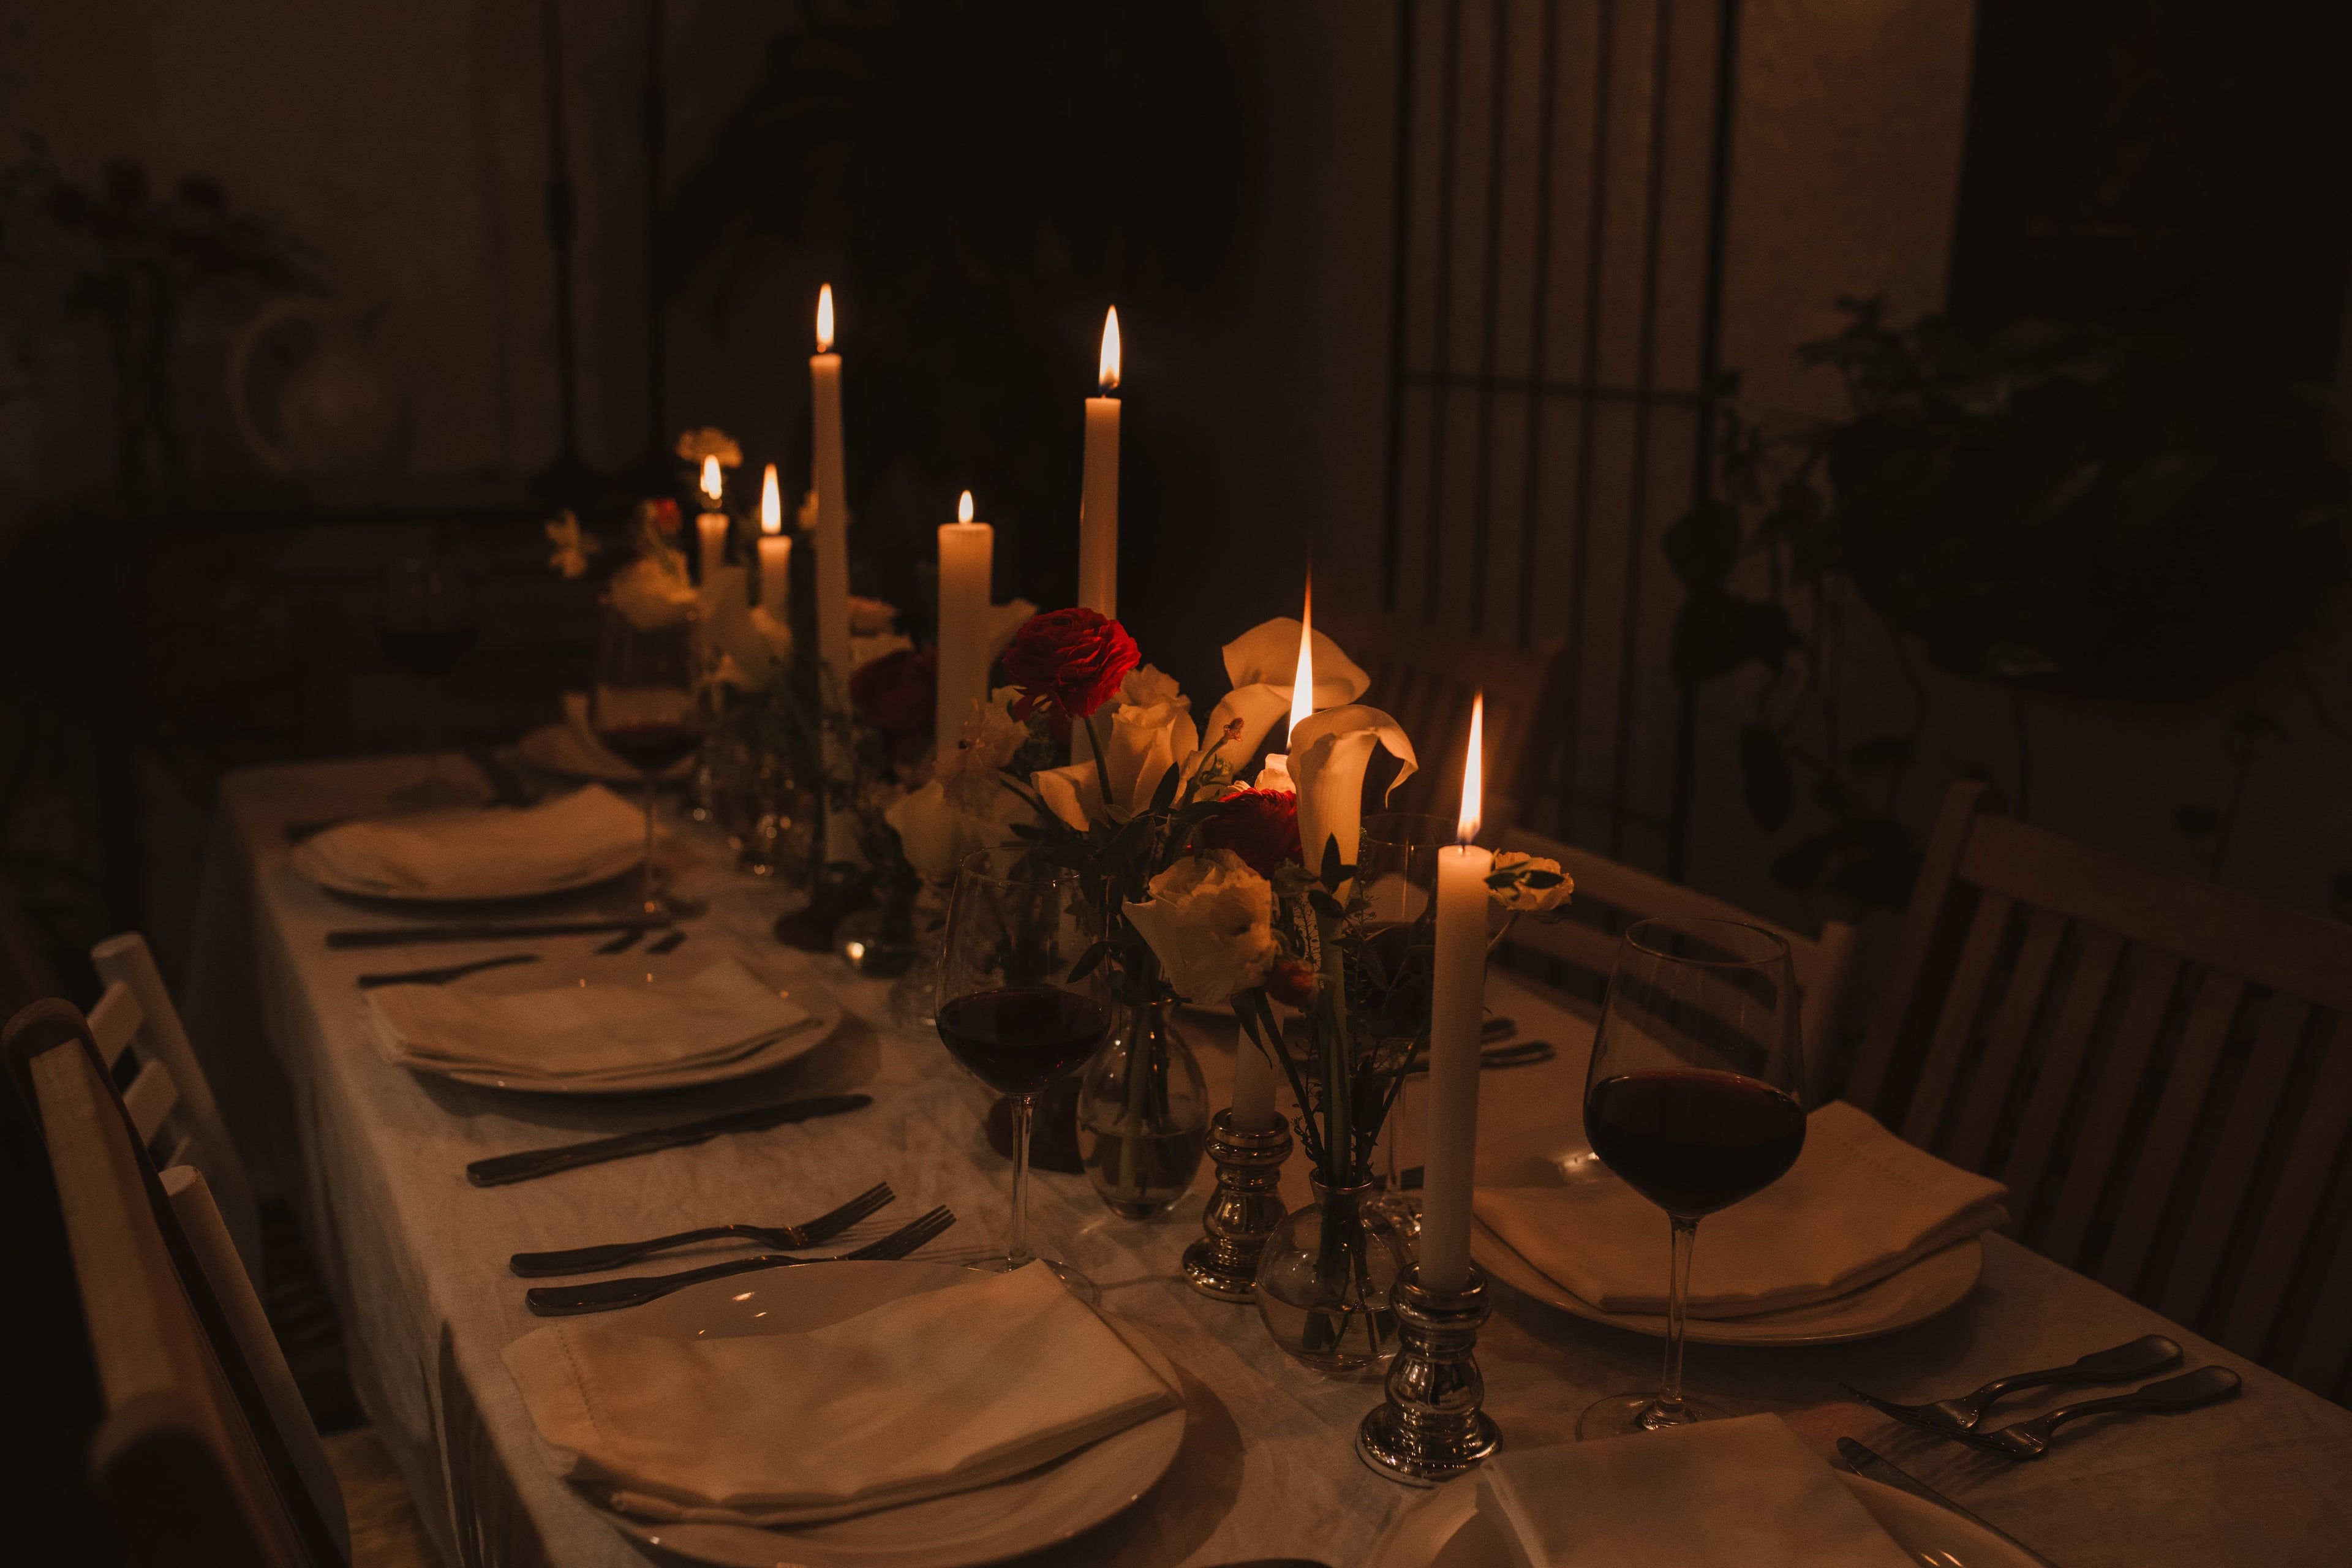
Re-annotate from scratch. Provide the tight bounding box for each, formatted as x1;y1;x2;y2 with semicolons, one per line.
178;753;2352;1567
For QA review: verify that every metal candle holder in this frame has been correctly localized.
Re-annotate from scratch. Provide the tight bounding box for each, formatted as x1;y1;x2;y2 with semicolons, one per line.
1356;1261;1502;1484
1180;1108;1292;1301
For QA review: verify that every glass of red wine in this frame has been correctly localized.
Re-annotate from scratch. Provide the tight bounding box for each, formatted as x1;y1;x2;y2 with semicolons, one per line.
1577;916;1806;1440
590;603;703;916
381;547;480;807
935;846;1112;1303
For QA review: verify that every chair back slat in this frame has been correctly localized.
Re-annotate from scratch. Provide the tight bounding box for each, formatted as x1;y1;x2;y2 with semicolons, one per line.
1998;929;2124;1223
88;981;146;1066
2225;1019;2352;1355
1858;781;2352;1403
90;932;261;1276
1899;893;2015;1147
2162;997;2311;1324
1949;908;2068;1171
123;1058;181;1145
2039;951;2184;1267
2097;971;2248;1294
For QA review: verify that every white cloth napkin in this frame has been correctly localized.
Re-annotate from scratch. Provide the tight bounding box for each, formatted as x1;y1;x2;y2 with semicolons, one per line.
362;958;809;1082
501;1262;1181;1526
1474;1101;2008;1317
296;785;643;899
1476;1415;1916;1568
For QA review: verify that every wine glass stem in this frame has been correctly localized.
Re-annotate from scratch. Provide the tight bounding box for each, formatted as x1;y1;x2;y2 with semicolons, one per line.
639;774;659;911
1656;1213;1700;1421
1008;1093;1034;1270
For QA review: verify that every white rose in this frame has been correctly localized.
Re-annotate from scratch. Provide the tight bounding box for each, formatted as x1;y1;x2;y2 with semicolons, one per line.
1122;850;1279;1005
1046;664;1202;827
884;774;1035;884
1488;851;1573;913
608;556;697;631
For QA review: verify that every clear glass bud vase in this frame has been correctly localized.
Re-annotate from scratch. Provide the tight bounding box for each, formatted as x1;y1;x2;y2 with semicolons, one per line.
1077;999;1209;1219
1254;1175;1407;1374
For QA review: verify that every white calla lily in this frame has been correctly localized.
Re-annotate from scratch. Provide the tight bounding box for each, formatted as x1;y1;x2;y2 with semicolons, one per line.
1287;703;1417;876
1197;617;1371;775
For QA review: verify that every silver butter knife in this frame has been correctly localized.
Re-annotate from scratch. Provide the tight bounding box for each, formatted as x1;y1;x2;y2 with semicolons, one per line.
466;1094;873;1187
1837;1438;2063;1567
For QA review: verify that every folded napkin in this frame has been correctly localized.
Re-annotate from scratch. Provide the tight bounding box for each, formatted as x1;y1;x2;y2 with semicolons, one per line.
297;785;643;899
1476;1415;1915;1568
362;957;809;1082
502;1261;1181;1526
1475;1101;2007;1318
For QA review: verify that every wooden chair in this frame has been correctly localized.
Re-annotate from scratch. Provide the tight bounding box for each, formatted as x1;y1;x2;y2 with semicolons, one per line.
1495;825;1861;1091
7;1000;437;1568
1847;782;2352;1403
1318;602;1564;831
88;930;263;1275
9;999;337;1567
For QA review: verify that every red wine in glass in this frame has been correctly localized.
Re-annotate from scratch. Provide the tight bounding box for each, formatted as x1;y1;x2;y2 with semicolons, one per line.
379;624;479;680
936;987;1110;1096
595;720;701;776
1585;1069;1807;1217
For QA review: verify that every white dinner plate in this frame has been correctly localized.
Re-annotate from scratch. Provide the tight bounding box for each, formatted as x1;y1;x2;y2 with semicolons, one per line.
392;943;845;1096
584;1261;1188;1568
1472;1125;1983;1346
1365;1468;2040;1568
291;804;644;905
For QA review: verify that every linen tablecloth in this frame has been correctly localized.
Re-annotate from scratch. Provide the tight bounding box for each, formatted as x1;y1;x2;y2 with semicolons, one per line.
183;756;2352;1567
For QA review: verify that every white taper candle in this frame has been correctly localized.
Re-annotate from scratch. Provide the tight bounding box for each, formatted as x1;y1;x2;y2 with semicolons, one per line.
1419;693;1491;1294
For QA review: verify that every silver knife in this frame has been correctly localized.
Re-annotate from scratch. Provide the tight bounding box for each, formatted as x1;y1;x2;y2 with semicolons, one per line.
465;1094;872;1187
328;918;669;950
1837;1438;2063;1567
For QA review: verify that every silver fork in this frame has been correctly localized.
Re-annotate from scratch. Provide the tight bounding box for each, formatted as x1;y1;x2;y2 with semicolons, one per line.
522;1205;958;1316
508;1182;896;1276
1844;1333;2182;1438
1955;1366;2241;1459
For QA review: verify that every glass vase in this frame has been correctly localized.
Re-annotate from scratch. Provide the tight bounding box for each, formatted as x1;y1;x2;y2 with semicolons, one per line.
1077;999;1209;1219
1254;1174;1408;1374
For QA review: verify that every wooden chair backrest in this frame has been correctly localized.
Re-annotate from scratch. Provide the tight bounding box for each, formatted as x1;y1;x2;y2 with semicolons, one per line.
1317;602;1563;832
1496;826;1860;1092
7;1000;341;1568
88;931;262;1274
1848;782;2352;1403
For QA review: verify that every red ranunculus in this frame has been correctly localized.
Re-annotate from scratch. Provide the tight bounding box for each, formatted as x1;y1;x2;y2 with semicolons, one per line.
1202;788;1302;878
1265;958;1316;1009
849;646;937;763
1000;608;1139;723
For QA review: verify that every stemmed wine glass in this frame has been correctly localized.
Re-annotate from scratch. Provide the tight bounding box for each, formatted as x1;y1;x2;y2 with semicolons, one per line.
1577;916;1806;1439
590;603;702;917
381;546;480;807
935;846;1113;1303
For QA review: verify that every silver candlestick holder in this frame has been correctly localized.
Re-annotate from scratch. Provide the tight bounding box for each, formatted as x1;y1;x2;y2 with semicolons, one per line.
1356;1261;1501;1484
1180;1108;1292;1301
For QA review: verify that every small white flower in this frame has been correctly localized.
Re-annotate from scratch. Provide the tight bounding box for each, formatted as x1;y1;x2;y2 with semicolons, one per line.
606;556;697;630
674;427;743;467
1487;850;1573;913
545;510;598;579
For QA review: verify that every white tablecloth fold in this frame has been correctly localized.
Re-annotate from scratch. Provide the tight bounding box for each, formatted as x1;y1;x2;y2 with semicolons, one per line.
500;1262;1180;1526
362;957;808;1083
1474;1101;2007;1317
1476;1415;1915;1568
295;784;644;899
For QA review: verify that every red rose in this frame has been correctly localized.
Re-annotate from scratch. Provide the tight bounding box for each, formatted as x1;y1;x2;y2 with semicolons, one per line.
644;497;682;536
849;646;937;763
1202;788;1302;878
1266;958;1316;1009
1001;608;1139;723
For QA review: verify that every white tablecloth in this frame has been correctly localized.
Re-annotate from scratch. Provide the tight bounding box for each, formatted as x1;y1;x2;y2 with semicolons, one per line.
184;756;2352;1567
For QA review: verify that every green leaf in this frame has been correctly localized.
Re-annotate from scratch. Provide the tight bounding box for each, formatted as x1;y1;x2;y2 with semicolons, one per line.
1148;757;1184;813
1318;835;1346;891
1736;723;1795;831
1664;499;1741;587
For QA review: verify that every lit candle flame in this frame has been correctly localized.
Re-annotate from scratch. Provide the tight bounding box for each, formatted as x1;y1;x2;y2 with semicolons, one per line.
958;489;975;525
1457;692;1484;845
761;464;782;534
1289;575;1315;733
815;283;835;353
1098;306;1121;391
700;455;723;505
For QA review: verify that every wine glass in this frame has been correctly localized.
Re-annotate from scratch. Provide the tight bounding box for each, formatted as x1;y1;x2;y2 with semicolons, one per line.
590;603;703;916
381;546;480;806
935;846;1112;1303
1577;916;1806;1439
